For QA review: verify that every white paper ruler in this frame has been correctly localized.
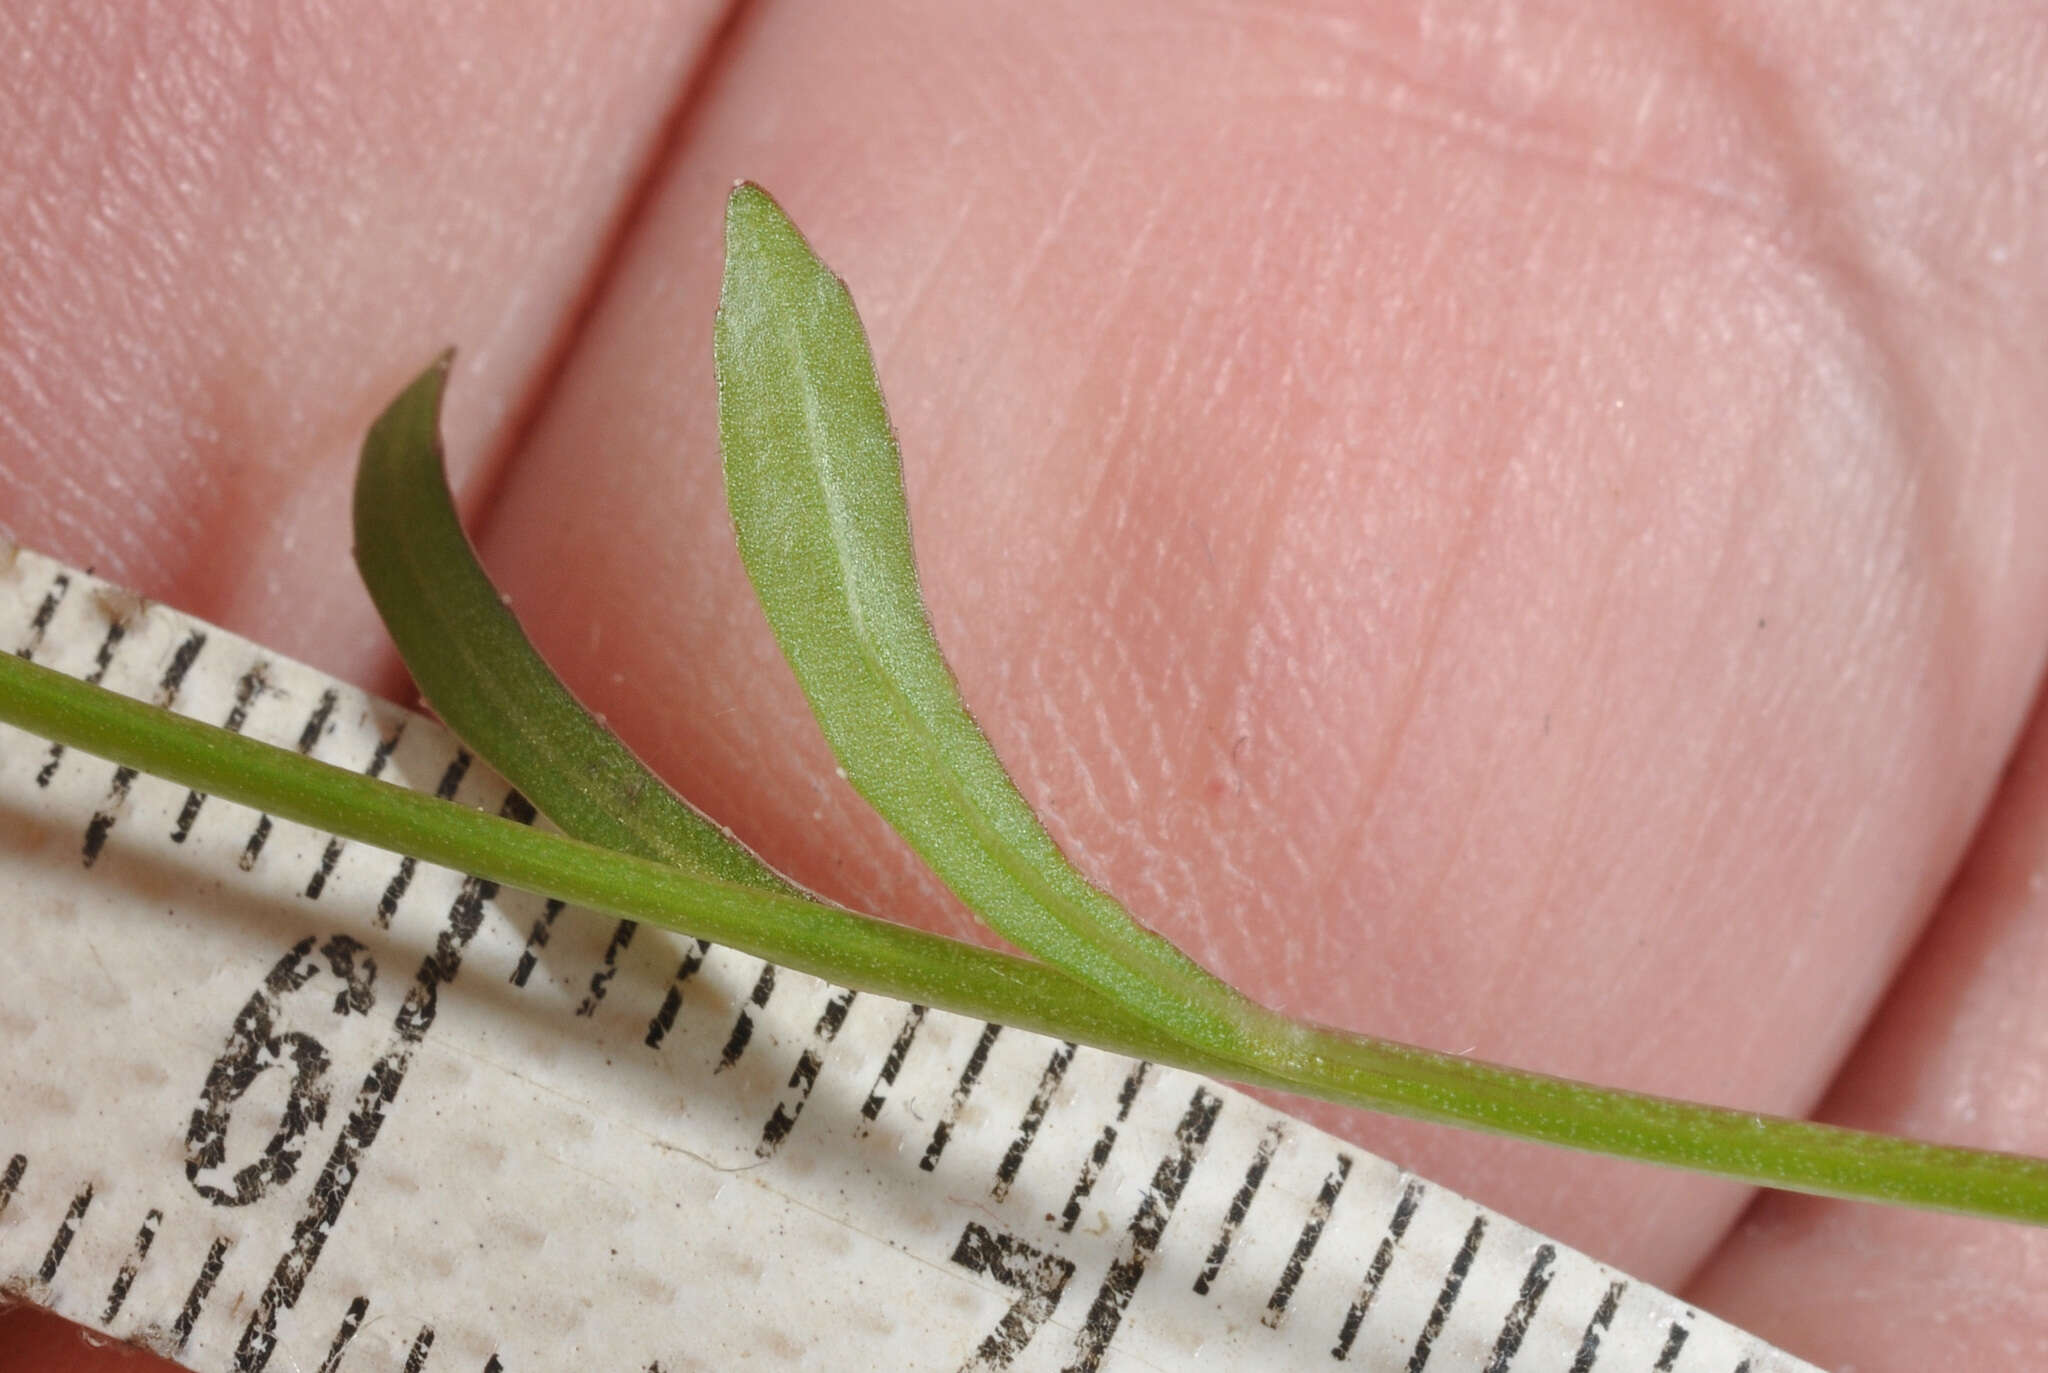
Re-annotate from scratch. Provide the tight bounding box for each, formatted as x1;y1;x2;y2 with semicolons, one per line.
0;544;1813;1371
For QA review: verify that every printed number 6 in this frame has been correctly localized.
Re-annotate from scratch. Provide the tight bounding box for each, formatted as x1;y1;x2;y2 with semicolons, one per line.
185;934;377;1206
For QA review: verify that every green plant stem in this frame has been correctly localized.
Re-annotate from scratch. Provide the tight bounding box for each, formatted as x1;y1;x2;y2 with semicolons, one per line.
5;646;2046;1225
707;186;2045;1225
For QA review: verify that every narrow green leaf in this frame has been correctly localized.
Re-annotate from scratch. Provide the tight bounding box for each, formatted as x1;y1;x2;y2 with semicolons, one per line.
352;354;795;891
714;184;1265;1052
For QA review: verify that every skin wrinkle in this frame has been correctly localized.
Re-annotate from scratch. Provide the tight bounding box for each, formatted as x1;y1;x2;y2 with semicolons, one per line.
1114;618;1173;804
1523;432;1686;993
1299;374;1514;942
873;191;979;363
1401;353;1599;999
1084;186;1174;450
1619;399;1778;981
997;24;1111;143
1264;597;1352;871
1241;268;1452;922
1184;301;1308;812
1025;650;1119;867
1022;500;1226;968
1202;0;1798;242
995;143;1104;338
1080;611;1147;812
1485;473;1629;1015
1398;678;1497;972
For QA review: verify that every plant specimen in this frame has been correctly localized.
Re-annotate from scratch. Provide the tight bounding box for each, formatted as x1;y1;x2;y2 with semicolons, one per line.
1;184;2044;1228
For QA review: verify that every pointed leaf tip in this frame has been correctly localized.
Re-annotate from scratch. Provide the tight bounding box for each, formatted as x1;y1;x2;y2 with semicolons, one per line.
724;181;789;242
362;354;454;476
720;184;828;303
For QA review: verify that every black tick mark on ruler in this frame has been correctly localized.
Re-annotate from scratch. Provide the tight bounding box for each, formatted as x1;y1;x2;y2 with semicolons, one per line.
641;938;711;1045
101;1207;164;1323
1058;1060;1150;1232
1063;1086;1222;1373
1262;1152;1351;1329
1332;1175;1426;1362
1192;1119;1283;1296
1407;1213;1487;1372
240;687;339;870
171;1235;232;1351
374;751;473;927
921;1021;1004;1172
1567;1279;1627;1373
38;1185;94;1283
15;570;71;660
305;720;406;898
314;1296;370;1373
716;964;778;1071
172;662;268;843
856;1004;927;1133
80;630;205;865
574;920;639;1016
755;988;858;1157
508;898;568;989
0;1153;26;1220
991;1040;1078;1203
1480;1244;1557;1372
33;589;112;785
402;1324;435;1373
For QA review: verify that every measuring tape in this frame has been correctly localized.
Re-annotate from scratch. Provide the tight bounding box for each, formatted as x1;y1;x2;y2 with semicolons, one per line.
0;544;1812;1371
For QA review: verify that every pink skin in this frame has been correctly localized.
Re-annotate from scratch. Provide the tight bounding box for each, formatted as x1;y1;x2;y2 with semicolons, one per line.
2;3;2045;1367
